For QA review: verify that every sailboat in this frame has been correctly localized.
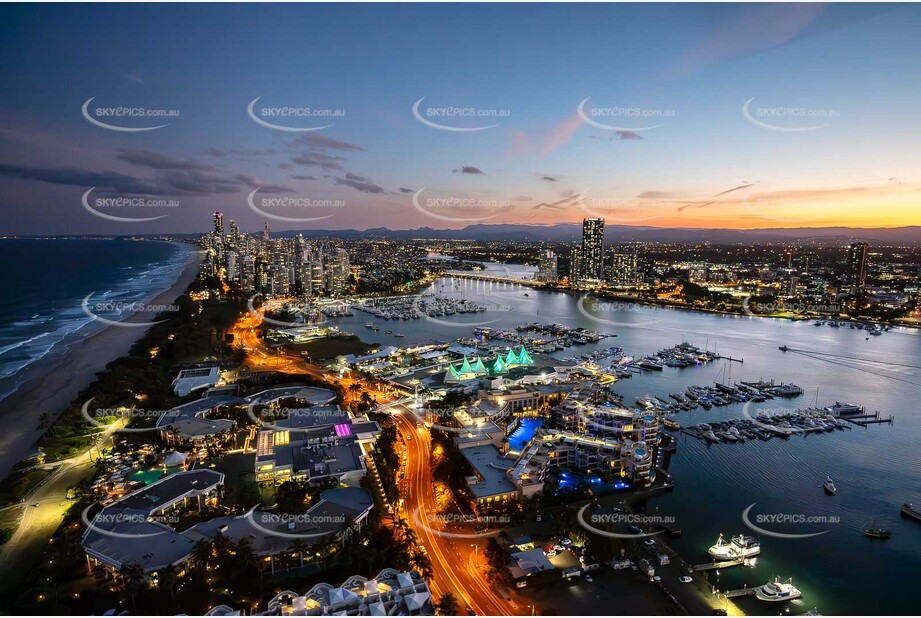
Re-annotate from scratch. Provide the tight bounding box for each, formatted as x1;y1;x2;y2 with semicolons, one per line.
863;518;891;539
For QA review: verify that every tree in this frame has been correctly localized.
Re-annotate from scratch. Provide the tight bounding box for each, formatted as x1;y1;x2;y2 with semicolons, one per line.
118;562;146;610
435;592;460;616
157;564;180;612
288;537;308;569
190;538;213;574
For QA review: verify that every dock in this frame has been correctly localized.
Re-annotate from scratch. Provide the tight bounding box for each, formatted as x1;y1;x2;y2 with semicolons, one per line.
839;411;894;427
722;587;756;598
692;558;747;571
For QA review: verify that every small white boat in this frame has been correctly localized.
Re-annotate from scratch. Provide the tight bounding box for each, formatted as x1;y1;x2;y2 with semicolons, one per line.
708;534;762;559
755;577;801;602
823;476;836;495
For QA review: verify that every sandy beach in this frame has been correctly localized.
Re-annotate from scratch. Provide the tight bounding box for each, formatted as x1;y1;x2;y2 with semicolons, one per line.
0;247;203;480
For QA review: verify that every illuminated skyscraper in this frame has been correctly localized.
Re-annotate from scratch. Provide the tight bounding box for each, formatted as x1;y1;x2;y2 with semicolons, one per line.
846;241;869;292
212;211;224;237
581;218;605;283
609;251;639;287
537;249;558;284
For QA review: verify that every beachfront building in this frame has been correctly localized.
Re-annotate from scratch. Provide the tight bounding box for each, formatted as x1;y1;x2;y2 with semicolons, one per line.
81;469;225;577
171;366;222;396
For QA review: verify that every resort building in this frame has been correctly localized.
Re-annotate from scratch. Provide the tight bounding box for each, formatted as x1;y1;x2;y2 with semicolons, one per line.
212;568;434;616
254;406;381;485
444;346;535;384
81;469;224;576
185;486;374;571
171;366;222;396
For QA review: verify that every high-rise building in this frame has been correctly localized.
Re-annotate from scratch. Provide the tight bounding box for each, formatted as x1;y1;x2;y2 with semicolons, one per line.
212;211;224;237
846;241;869;292
581;218;605;283
570;246;582;286
537;250;558;284
609;251;639;287
263;222;271;241
241;256;256;291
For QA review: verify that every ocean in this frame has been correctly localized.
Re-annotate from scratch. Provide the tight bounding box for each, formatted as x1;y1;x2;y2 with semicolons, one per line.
0;238;197;402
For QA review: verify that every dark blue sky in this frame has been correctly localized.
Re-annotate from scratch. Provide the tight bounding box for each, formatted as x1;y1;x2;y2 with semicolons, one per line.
1;3;918;234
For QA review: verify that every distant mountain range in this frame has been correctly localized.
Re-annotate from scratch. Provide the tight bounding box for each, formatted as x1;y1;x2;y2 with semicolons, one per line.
23;223;921;245
259;223;921;245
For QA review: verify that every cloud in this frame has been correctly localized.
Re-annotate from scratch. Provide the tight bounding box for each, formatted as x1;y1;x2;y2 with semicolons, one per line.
541;113;583;156
539;174;562;182
328;172;385;194
127;70;144;84
398;187;414;193
637;191;678;199
292;151;346;170
115;149;214;171
205;147;225;157
290;134;364;152
291;174;318;180
511;195;533;202
617;130;642;140
453;166;486;175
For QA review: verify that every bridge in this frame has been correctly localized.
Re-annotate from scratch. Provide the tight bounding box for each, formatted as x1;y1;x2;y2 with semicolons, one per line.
440;271;541;286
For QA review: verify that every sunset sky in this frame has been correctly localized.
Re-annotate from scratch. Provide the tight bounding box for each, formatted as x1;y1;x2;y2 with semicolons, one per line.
1;3;919;235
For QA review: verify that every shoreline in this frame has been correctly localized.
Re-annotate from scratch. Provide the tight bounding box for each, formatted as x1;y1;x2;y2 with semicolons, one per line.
439;269;920;330
0;244;203;480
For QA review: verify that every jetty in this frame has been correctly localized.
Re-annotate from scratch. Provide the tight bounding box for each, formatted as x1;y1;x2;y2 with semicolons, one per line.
693;558;748;571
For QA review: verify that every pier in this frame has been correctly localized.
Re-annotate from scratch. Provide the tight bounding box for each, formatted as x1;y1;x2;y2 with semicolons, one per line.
838;410;895;427
722;587;756;598
692;558;747;571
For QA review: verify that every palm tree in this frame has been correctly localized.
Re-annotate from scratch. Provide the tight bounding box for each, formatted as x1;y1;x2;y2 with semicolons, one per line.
190;538;213;574
118;562;146;610
157;564;180;611
435;592;459;616
288;537;308;569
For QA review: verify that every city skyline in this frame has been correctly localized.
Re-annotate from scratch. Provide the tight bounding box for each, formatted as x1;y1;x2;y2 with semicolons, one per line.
2;3;921;236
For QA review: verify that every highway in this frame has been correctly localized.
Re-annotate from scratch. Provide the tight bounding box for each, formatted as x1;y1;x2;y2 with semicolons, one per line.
392;406;519;616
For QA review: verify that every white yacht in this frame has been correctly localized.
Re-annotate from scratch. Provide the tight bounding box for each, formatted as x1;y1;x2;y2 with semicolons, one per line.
708;534;762;559
755;577;801;602
823;476;837;495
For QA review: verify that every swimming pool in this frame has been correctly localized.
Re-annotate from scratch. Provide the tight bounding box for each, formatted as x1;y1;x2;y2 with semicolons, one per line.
507;417;543;453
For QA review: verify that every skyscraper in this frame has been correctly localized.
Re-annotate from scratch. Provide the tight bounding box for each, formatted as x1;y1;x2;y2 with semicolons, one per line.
846;241;869;292
609;251;639;287
581;218;605;283
537;249;558;284
212;211;224;237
